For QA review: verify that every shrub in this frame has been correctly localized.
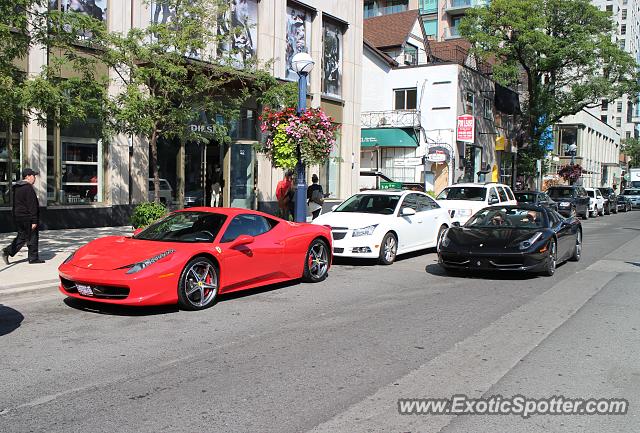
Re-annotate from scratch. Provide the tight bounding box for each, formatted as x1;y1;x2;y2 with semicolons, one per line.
426;190;436;198
131;202;167;229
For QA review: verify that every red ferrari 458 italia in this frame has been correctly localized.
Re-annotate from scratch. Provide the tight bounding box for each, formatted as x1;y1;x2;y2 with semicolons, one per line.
58;208;332;310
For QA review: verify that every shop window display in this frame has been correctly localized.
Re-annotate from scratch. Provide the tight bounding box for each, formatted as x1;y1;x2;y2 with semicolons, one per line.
48;119;103;205
0;122;22;207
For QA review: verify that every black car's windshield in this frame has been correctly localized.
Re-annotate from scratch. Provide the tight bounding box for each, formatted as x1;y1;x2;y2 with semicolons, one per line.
623;189;640;195
134;211;227;242
436;187;486;201
547;188;574;198
334;194;401;214
514;193;536;203
465;208;545;229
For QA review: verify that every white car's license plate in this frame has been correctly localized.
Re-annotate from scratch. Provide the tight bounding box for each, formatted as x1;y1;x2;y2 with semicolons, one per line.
76;284;93;296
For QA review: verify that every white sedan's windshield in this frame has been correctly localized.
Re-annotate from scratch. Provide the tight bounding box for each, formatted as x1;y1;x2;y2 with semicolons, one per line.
334;194;401;215
436;187;486;201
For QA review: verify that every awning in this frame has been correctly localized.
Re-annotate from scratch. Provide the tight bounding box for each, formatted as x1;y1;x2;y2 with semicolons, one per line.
361;128;419;148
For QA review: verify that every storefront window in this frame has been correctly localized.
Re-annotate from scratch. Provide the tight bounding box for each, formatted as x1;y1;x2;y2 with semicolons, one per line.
322;134;341;198
500;153;513;186
49;0;107;39
230;109;257;140
322;20;343;98
0;122;22;207
381;147;417;183
230;143;255;209
48;119;103;205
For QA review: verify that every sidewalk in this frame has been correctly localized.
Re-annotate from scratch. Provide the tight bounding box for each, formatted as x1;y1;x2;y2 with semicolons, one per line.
0;226;133;296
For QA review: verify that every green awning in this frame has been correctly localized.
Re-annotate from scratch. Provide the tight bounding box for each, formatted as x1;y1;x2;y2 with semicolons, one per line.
361;128;419;148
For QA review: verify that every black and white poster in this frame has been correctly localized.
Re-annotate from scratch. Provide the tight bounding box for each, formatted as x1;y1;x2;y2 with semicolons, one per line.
285;6;311;81
322;21;342;97
217;0;258;66
50;0;107;22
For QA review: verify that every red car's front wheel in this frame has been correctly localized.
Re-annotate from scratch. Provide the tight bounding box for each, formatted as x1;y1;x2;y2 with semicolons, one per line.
178;257;219;310
303;239;330;283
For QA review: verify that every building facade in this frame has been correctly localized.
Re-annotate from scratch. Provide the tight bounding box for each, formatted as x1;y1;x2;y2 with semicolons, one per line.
361;10;520;194
0;0;363;232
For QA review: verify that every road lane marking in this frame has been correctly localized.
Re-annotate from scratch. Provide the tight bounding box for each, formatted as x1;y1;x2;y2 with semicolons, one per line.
307;268;620;433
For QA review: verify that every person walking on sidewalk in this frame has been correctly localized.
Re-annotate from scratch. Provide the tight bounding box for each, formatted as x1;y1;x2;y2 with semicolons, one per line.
2;168;44;265
307;174;325;220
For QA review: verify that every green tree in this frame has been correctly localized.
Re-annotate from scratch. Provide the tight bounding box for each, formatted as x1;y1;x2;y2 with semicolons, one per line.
621;137;640;168
0;1;110;193
105;0;278;204
460;0;640;177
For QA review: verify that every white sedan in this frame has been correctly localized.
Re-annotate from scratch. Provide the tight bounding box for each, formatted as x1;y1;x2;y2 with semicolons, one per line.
313;190;451;264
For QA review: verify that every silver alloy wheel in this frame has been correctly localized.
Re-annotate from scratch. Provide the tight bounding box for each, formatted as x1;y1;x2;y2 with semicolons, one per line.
383;235;397;263
184;261;218;308
308;242;329;279
575;231;582;259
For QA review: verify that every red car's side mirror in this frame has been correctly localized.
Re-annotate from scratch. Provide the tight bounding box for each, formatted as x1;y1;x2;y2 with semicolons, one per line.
230;234;255;248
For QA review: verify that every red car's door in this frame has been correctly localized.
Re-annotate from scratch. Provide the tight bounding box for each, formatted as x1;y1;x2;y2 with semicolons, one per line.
218;214;283;291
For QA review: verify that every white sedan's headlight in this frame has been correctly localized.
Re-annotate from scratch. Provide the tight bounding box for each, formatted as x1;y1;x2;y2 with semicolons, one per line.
559;202;570;207
352;224;378;237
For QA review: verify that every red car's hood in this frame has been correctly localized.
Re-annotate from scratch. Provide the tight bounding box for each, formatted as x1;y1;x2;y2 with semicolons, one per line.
72;236;180;271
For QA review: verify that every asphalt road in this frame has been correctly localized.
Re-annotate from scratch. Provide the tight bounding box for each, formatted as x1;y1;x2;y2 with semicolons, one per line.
1;210;639;433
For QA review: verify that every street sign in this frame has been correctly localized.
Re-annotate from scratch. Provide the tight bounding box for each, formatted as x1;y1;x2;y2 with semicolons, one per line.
380;181;402;189
456;114;475;143
427;151;447;162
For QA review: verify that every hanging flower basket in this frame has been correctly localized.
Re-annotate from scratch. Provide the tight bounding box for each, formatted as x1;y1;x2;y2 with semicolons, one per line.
558;164;583;183
259;107;339;170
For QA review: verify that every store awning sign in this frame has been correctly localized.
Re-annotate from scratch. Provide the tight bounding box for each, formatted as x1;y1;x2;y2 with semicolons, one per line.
456;114;474;143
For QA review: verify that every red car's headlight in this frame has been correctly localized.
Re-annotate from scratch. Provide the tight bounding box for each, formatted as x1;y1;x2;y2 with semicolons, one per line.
122;250;175;274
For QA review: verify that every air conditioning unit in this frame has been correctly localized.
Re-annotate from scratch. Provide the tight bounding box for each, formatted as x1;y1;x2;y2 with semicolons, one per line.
378;117;388;126
404;52;415;65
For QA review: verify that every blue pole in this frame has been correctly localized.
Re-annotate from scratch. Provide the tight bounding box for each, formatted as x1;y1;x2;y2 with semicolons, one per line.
294;72;308;223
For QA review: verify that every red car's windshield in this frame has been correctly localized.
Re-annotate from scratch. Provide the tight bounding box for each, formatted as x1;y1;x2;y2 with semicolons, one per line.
135;211;227;242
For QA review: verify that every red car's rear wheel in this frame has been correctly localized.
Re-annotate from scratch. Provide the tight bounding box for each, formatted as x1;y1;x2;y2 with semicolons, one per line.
178;257;219;310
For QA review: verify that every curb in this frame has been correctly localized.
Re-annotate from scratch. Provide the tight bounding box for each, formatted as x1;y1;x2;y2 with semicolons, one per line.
0;280;60;300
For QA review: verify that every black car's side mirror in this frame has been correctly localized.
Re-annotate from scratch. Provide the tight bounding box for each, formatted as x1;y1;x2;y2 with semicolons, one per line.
452;221;461;227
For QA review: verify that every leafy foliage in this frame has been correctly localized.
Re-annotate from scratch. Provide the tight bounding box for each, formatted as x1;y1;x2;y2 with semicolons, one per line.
0;1;110;129
259;107;339;170
460;0;640;176
130;202;167;229
621;138;640;168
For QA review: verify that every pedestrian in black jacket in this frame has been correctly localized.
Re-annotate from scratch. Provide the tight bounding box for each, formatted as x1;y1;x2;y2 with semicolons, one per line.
2;168;44;265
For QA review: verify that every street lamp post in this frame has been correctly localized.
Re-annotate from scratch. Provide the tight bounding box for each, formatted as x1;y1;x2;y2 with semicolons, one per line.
291;52;315;223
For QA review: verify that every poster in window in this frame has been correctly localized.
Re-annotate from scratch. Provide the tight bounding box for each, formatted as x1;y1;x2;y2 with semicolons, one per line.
50;0;107;22
322;21;342;97
150;1;203;59
217;0;258;66
285;6;312;82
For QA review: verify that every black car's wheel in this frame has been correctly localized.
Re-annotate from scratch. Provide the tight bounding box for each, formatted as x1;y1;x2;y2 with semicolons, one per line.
302;238;330;283
378;232;398;265
542;240;557;276
436;225;448;250
570;230;582;262
177;257;218;310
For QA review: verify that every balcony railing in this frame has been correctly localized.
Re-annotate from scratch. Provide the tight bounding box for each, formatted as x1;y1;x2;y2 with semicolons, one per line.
445;0;488;13
364;4;409;19
361;110;421;129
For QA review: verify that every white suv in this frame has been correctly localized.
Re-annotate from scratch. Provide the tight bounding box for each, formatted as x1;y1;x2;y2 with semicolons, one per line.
585;187;605;217
436;182;517;225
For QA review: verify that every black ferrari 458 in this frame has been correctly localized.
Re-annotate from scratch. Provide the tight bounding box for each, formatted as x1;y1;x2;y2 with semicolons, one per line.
437;205;582;276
